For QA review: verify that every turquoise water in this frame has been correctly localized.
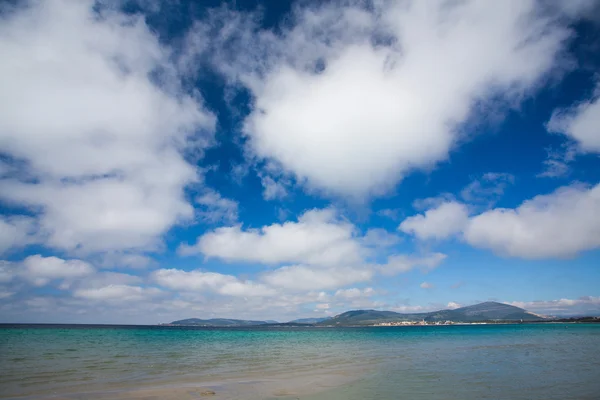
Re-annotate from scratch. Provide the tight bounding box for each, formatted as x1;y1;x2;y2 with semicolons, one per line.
1;324;599;399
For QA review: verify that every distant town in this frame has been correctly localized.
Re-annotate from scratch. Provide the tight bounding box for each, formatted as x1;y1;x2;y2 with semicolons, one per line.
373;320;486;326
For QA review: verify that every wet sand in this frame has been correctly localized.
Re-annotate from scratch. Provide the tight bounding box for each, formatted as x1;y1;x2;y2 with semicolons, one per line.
7;363;371;400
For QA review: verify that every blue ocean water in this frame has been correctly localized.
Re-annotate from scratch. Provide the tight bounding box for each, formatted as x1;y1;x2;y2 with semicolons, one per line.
1;324;599;399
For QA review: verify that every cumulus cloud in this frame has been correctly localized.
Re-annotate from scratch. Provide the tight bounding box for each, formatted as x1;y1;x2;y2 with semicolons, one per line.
73;271;143;289
21;255;95;286
0;0;215;255
464;183;600;258
182;208;441;292
547;79;600;153
0;256;145;296
73;284;161;302
420;282;434;289
389;304;431;313
402;183;600;259
195;0;584;199
259;175;289;201
196;190;239;224
154;269;276;297
181;208;364;266
411;194;456;211
334;287;375;299
399;202;469;240
0;216;38;255
447;302;462;309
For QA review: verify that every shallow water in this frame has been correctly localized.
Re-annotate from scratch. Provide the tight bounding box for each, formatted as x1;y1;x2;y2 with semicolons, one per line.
1;324;599;399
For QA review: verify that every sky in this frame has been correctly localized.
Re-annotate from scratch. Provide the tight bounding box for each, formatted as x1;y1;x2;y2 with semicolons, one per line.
1;0;600;324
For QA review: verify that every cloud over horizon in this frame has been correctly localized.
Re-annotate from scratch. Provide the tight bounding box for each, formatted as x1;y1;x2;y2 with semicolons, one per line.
399;183;600;259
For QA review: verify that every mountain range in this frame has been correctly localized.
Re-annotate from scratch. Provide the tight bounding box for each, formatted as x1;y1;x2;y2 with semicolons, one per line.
167;302;545;326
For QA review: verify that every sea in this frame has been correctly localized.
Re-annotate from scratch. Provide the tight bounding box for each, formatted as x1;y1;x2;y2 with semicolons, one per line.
1;323;599;400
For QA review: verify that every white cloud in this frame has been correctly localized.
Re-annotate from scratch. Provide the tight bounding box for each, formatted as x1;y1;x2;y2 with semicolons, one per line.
447;302;461;309
260;175;289;201
460;173;514;204
203;0;583;199
182;208;363;266
334;287;375;299
74;271;143;289
331;288;383;311
547;79;600;153
0;216;38;255
230;163;250;185
153;269;276;297
0;0;215;255
262;265;373;291
399;202;469;240
379;253;447;276
22;255;95;286
73;284;161;302
182;207;432;293
509;296;600;316
401;183;600;259
0;261;16;283
196;190;238;224
412;194;456;211
537;143;577;178
388;304;430;313
420;281;434;289
464;183;600;258
179;206;446;295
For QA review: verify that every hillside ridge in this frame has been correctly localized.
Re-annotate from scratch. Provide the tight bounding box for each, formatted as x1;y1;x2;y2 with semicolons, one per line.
167;301;546;326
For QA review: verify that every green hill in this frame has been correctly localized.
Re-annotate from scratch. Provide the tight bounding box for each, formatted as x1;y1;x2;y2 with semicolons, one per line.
318;302;544;326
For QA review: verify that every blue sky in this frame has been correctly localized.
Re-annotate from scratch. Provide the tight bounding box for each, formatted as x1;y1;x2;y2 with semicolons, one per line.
0;0;599;324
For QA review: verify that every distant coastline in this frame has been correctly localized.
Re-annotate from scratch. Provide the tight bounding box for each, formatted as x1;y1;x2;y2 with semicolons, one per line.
158;318;600;328
162;301;600;328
